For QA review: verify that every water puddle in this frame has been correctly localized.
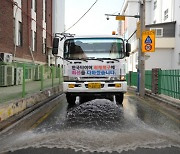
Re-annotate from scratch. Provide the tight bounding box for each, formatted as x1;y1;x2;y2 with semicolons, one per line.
0;99;180;153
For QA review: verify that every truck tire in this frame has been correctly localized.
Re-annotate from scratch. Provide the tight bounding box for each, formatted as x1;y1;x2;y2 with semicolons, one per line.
66;93;76;107
115;93;124;105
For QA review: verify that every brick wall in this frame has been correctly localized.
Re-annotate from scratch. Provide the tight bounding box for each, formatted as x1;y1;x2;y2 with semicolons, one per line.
0;0;53;64
46;0;52;49
35;0;44;62
0;0;14;54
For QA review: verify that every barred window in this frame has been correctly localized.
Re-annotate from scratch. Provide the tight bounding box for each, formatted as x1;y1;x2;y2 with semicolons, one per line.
164;9;168;21
154;0;157;10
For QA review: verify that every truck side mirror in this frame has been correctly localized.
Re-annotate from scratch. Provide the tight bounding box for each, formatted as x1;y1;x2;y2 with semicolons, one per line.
126;43;131;57
52;37;59;55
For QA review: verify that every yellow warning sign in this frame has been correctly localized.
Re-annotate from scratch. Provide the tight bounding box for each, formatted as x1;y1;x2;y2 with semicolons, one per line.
142;30;155;52
116;16;125;20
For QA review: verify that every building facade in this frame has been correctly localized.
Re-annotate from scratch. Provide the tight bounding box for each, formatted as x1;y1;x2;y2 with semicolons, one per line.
118;0;180;72
0;0;53;65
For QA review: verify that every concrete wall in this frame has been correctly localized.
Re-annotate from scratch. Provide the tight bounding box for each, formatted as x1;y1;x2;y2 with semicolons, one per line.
145;48;174;70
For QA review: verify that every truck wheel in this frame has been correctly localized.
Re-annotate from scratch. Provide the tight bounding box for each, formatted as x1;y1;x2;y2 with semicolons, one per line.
109;95;114;102
66;93;76;107
115;93;124;105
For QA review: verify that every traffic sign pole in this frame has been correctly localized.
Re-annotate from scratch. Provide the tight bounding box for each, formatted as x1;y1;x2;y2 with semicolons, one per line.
138;0;145;97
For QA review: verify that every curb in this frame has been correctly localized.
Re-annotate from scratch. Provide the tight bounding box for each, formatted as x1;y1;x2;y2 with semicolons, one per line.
0;93;64;134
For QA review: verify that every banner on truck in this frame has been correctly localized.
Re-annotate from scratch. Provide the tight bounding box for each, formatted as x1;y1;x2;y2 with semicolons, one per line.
68;64;120;77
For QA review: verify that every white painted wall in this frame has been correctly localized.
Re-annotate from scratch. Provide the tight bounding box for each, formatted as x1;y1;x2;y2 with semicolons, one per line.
52;0;65;65
145;49;174;70
173;0;180;69
52;0;65;34
150;0;175;23
161;0;174;22
153;0;162;23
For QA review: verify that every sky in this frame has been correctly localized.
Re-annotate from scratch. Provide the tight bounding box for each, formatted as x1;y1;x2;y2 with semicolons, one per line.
65;0;124;35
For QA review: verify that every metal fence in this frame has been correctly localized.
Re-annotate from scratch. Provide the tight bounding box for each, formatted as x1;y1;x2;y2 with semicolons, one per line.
0;63;63;103
126;69;180;99
158;70;180;99
145;70;152;90
131;72;138;87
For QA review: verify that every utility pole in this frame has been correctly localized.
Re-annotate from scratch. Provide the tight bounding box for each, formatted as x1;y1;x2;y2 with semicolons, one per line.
138;0;146;97
105;1;145;97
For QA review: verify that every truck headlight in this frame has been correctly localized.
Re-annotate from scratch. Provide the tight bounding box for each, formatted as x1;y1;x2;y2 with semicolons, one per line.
68;84;75;88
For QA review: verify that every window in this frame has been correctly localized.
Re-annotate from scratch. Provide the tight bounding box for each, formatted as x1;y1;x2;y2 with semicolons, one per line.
31;30;37;51
45;0;47;22
34;31;37;51
156;28;163;36
42;0;47;22
32;0;37;12
164;9;168;21
154;0;157;10
13;18;15;45
64;38;125;59
42;38;46;54
150;28;163;37
18;21;23;46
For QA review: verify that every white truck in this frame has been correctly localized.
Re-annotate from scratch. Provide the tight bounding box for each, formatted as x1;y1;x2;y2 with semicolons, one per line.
52;34;131;107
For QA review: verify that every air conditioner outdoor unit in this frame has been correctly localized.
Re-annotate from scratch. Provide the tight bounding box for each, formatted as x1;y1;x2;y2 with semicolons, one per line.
0;53;13;63
14;67;23;85
0;65;14;86
35;65;41;81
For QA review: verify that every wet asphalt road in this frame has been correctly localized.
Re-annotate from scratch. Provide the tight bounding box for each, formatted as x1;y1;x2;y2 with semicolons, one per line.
0;92;179;154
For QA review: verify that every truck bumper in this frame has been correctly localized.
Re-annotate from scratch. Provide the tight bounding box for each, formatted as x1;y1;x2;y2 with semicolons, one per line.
63;81;127;94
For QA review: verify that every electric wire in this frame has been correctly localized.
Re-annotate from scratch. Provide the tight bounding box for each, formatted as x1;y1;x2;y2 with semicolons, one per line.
64;0;99;33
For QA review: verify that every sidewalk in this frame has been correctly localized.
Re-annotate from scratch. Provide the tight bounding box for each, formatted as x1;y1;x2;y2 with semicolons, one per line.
128;86;180;109
0;78;62;104
0;79;63;124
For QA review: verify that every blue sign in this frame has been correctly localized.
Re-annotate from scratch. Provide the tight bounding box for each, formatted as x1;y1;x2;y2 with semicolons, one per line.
145;36;152;44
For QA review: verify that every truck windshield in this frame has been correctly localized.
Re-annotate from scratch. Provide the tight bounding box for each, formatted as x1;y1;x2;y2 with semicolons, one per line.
64;38;125;59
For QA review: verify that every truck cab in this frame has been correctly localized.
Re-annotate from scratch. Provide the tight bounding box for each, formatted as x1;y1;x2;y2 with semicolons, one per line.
53;34;130;107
